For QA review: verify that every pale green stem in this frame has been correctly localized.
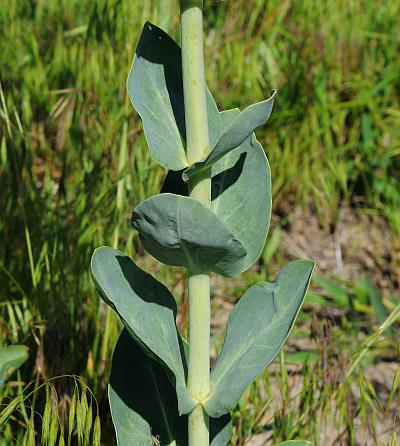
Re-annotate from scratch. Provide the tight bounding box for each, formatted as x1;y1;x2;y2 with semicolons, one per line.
180;1;211;445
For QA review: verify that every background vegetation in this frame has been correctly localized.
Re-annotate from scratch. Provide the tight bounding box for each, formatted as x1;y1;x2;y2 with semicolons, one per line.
0;0;399;444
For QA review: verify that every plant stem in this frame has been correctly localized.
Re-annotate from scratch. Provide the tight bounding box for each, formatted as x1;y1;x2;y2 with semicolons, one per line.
180;1;210;445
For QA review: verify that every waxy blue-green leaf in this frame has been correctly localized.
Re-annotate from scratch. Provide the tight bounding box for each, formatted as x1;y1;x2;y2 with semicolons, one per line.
0;346;28;389
127;22;221;171
211;110;272;273
204;261;315;417
110;329;232;446
91;246;195;414
160;109;272;274
109;329;186;446
183;90;276;180
132;194;246;277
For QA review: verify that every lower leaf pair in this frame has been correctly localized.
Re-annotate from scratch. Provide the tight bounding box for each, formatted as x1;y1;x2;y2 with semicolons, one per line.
91;247;314;445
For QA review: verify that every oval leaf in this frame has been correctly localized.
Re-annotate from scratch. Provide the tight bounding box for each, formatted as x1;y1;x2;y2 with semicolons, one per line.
160;109;272;274
91;246;195;414
127;22;220;171
0;345;28;389
204;261;315;417
109;329;187;446
132;194;246;277
211;110;271;273
110;329;232;446
183;90;276;180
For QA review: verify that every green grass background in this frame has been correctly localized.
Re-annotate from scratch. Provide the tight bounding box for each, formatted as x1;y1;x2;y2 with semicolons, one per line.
0;0;399;444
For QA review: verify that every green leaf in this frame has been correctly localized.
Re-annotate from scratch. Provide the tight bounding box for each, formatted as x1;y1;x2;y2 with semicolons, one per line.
127;22;220;171
204;261;315;417
262;227;282;265
361;277;391;332
275;441;312;446
211;110;271;273
109;329;231;446
132;194;247;277
285;350;318;365
209;414;232;446
109;329;186;446
0;345;28;389
90;246;195;414
313;275;349;308
160;110;272;274
183;90;276;180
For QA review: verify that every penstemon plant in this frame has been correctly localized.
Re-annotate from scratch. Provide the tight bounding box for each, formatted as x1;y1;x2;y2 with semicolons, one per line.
90;1;314;445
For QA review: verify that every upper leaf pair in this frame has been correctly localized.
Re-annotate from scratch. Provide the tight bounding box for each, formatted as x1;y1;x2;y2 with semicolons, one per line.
127;22;275;176
132;109;272;277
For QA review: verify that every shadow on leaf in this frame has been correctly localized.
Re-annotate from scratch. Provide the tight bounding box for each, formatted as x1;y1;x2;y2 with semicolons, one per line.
110;329;231;446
